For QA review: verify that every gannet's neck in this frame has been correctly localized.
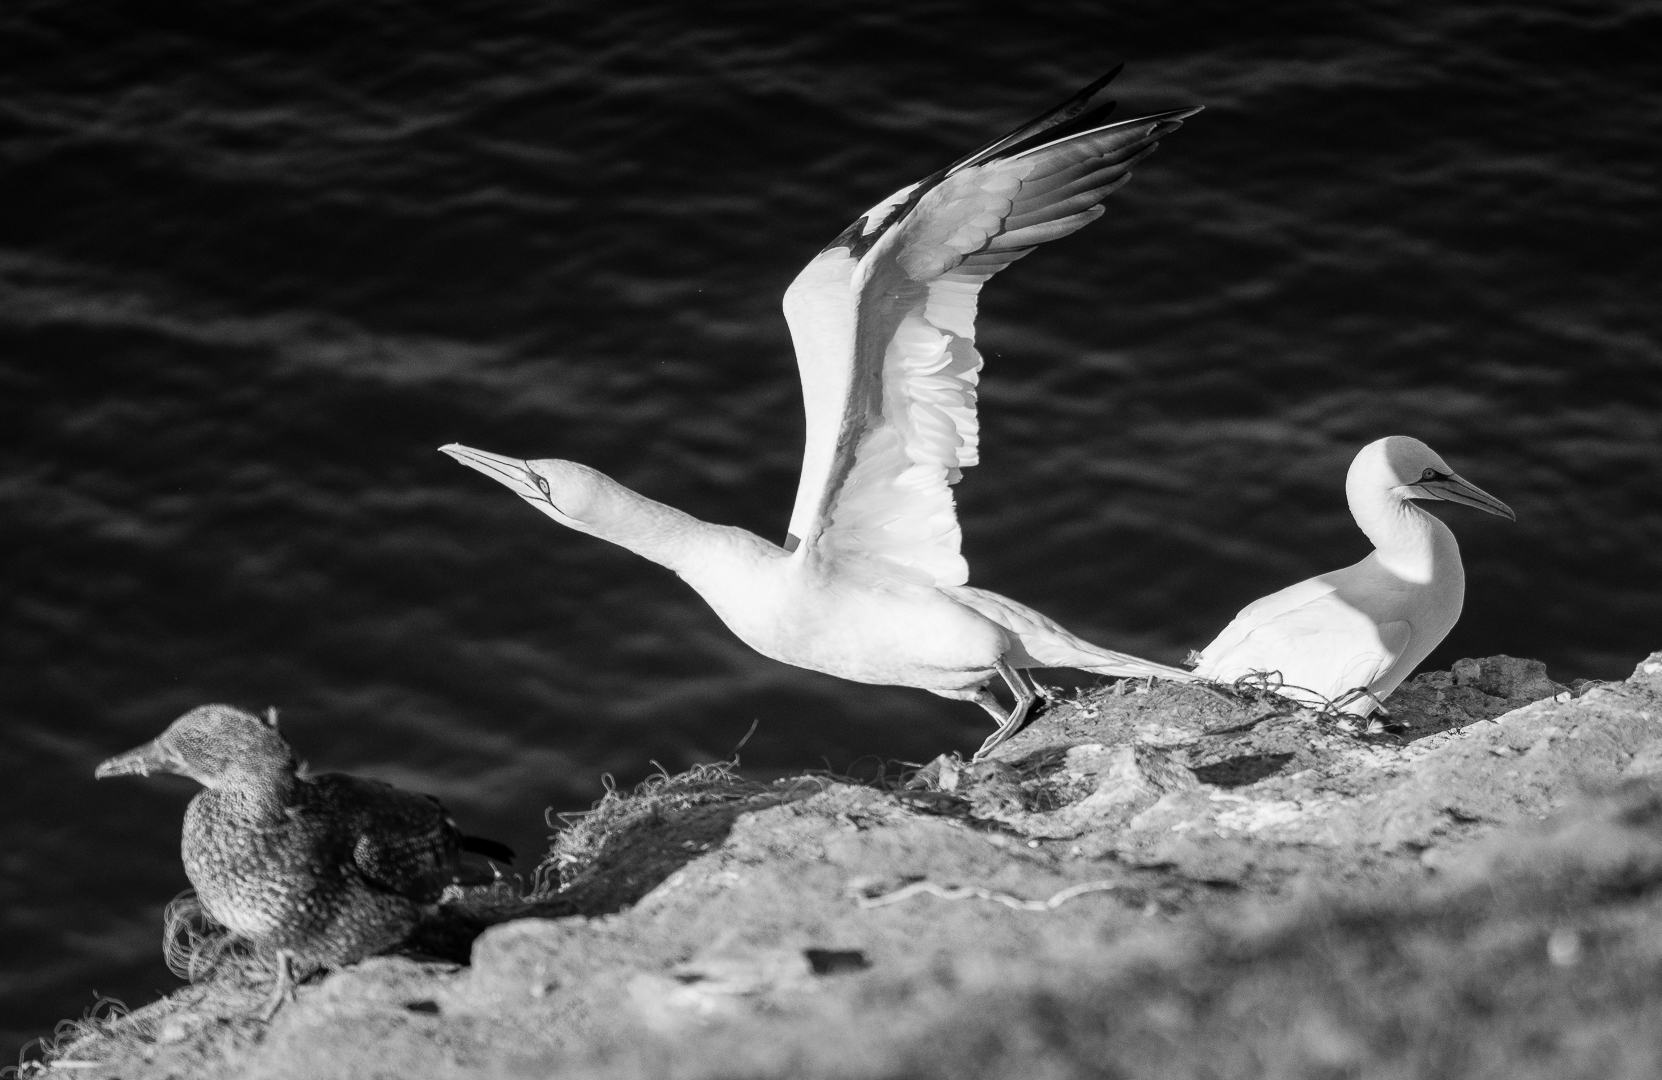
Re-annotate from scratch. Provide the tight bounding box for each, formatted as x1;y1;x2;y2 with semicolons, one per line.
1354;494;1449;584
1346;453;1453;585
561;478;780;581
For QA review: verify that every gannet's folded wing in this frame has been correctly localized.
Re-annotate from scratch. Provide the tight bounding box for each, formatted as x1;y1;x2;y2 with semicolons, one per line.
309;773;465;902
1192;577;1342;674
781;74;1199;585
1194;583;1412;707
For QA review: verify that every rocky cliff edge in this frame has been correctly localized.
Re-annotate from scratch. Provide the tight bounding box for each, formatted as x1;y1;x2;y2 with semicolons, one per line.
27;653;1662;1079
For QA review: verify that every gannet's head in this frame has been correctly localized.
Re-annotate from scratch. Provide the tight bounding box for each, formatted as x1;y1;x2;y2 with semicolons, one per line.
440;444;610;531
95;704;295;789
1353;436;1516;520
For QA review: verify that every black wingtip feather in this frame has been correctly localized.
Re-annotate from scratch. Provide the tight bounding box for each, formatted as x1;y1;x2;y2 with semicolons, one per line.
461;834;516;865
821;71;1199;260
945;64;1124;176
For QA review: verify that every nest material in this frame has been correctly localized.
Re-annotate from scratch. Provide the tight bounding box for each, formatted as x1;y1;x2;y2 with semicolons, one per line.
537;760;768;895
161;892;259;984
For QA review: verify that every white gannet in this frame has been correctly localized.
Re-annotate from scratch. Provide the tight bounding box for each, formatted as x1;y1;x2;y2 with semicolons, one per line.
444;68;1201;758
1190;436;1515;717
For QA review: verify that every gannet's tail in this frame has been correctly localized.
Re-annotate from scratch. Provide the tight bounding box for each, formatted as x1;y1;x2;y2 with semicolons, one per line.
946;586;1199;681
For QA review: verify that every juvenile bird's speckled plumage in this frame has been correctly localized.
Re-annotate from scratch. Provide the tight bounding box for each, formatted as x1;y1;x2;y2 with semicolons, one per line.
96;704;512;1013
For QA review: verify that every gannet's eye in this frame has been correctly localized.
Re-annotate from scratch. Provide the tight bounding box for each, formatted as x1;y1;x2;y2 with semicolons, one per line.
534;475;551;497
1421;468;1438;481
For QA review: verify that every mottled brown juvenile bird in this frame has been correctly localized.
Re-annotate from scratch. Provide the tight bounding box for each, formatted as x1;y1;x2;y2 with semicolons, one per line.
96;704;514;1018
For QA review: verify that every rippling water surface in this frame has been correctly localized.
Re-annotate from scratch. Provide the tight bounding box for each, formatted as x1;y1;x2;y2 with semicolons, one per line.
3;0;1658;1053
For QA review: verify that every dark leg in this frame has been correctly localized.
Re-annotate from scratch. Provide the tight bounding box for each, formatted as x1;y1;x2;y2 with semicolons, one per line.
972;658;1038;761
1018;667;1055;702
1332;686;1392;718
261;950;295;1022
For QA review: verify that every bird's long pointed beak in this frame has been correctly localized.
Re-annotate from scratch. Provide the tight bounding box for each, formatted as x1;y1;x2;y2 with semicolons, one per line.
1417;474;1516;521
440;443;540;500
95;739;180;779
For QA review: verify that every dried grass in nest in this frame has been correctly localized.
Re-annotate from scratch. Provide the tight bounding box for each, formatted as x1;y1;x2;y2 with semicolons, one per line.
535;760;769;895
1210;671;1398;728
3;998;131;1078
161;891;261;985
4;897;281;1075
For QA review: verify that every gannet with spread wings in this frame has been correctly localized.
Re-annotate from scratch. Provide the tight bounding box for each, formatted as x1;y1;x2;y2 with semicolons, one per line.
444;68;1201;758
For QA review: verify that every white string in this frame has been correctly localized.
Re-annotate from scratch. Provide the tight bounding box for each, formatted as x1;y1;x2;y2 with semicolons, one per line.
855;879;1119;912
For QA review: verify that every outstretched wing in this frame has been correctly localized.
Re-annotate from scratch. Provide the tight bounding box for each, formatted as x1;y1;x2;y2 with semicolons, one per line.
781;69;1199;585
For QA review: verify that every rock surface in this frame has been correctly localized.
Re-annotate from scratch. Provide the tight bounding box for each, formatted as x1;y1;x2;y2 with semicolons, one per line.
28;654;1662;1079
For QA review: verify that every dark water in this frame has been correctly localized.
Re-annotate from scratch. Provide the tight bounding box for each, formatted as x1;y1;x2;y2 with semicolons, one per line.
2;0;1658;1054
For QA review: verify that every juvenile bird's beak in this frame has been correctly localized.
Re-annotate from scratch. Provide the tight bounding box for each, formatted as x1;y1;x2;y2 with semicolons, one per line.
439;443;543;501
1416;474;1516;521
95;739;181;779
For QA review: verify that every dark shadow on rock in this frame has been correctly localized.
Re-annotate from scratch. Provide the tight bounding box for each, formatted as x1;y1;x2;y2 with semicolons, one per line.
1191;752;1295;788
404;887;579;963
804;949;869;976
552;797;782;915
402;772;800;957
